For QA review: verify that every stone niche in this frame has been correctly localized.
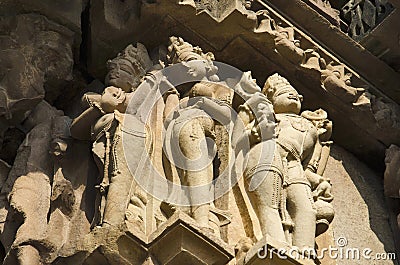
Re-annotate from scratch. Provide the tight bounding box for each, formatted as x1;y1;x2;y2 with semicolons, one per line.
0;1;398;265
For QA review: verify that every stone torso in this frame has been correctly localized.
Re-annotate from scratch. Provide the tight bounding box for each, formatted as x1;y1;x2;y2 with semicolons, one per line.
275;113;318;163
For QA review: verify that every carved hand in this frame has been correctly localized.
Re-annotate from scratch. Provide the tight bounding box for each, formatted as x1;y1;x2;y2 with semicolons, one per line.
258;120;275;139
100;86;126;113
313;179;333;202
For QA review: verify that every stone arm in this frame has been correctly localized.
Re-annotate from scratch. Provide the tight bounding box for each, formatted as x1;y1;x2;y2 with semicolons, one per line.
231;103;256;150
233;93;275;148
70;85;136;141
70;106;103;141
195;97;231;125
253;104;275;141
304;141;326;190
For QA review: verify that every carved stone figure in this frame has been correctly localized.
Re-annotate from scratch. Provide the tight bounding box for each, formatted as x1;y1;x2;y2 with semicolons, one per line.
321;62;370;107
0;0;399;262
172;83;231;228
70;86;136;226
237;73;334;253
274;27;304;65
235;82;284;243
70;43;156;229
384;145;400;232
105;43;153;92
162;38;233;236
341;0;393;41
0;105;90;265
384;145;400;199
263;74;334;250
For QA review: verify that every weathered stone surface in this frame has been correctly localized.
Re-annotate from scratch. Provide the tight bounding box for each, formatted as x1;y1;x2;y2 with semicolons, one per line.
0;159;10;190
384;145;400;199
327;145;396;265
51;212;233;265
87;0;142;78
0;128;25;166
0;119;55;264
0;108;99;264
0;14;74;125
148;212;234;265
22;100;64;132
0;0;85;33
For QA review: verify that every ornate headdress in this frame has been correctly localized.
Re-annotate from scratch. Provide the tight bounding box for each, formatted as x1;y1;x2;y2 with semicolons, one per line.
167;36;214;64
105;43;153;92
262;73;298;102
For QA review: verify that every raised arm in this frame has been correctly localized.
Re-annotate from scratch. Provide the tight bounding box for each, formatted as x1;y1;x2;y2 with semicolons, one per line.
70;93;104;141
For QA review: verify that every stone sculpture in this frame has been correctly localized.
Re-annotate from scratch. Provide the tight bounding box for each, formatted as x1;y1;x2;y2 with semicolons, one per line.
236;73;334;254
162;37;234;237
321;62;370;107
70;43;156;230
167;73;231;230
266;74;334;250
70;86;136;226
70;37;235;236
0;0;398;262
252;10;372;110
0;105;82;265
341;0;393;41
0;32;339;263
69;36;336;256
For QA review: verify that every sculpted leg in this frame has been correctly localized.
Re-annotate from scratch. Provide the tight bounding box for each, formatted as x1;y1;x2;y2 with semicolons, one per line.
245;171;286;243
244;141;286;242
178;119;213;228
103;116;147;226
286;183;316;249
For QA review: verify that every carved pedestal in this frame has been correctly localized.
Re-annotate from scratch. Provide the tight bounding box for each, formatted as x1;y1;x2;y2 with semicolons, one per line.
147;212;234;265
244;237;313;265
80;212;234;265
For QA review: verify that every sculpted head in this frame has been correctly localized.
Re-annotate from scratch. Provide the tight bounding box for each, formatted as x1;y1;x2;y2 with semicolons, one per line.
181;60;219;82
263;73;303;114
105;43;152;92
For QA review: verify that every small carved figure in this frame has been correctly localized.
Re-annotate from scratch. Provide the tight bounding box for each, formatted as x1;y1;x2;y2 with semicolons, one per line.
321;62;370;107
274;27;304;64
242;0;254;9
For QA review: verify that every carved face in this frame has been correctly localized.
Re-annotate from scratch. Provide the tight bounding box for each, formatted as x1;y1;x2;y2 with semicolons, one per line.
242;71;258;91
273;89;302;115
181;60;218;79
101;86;127;113
106;69;136;92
